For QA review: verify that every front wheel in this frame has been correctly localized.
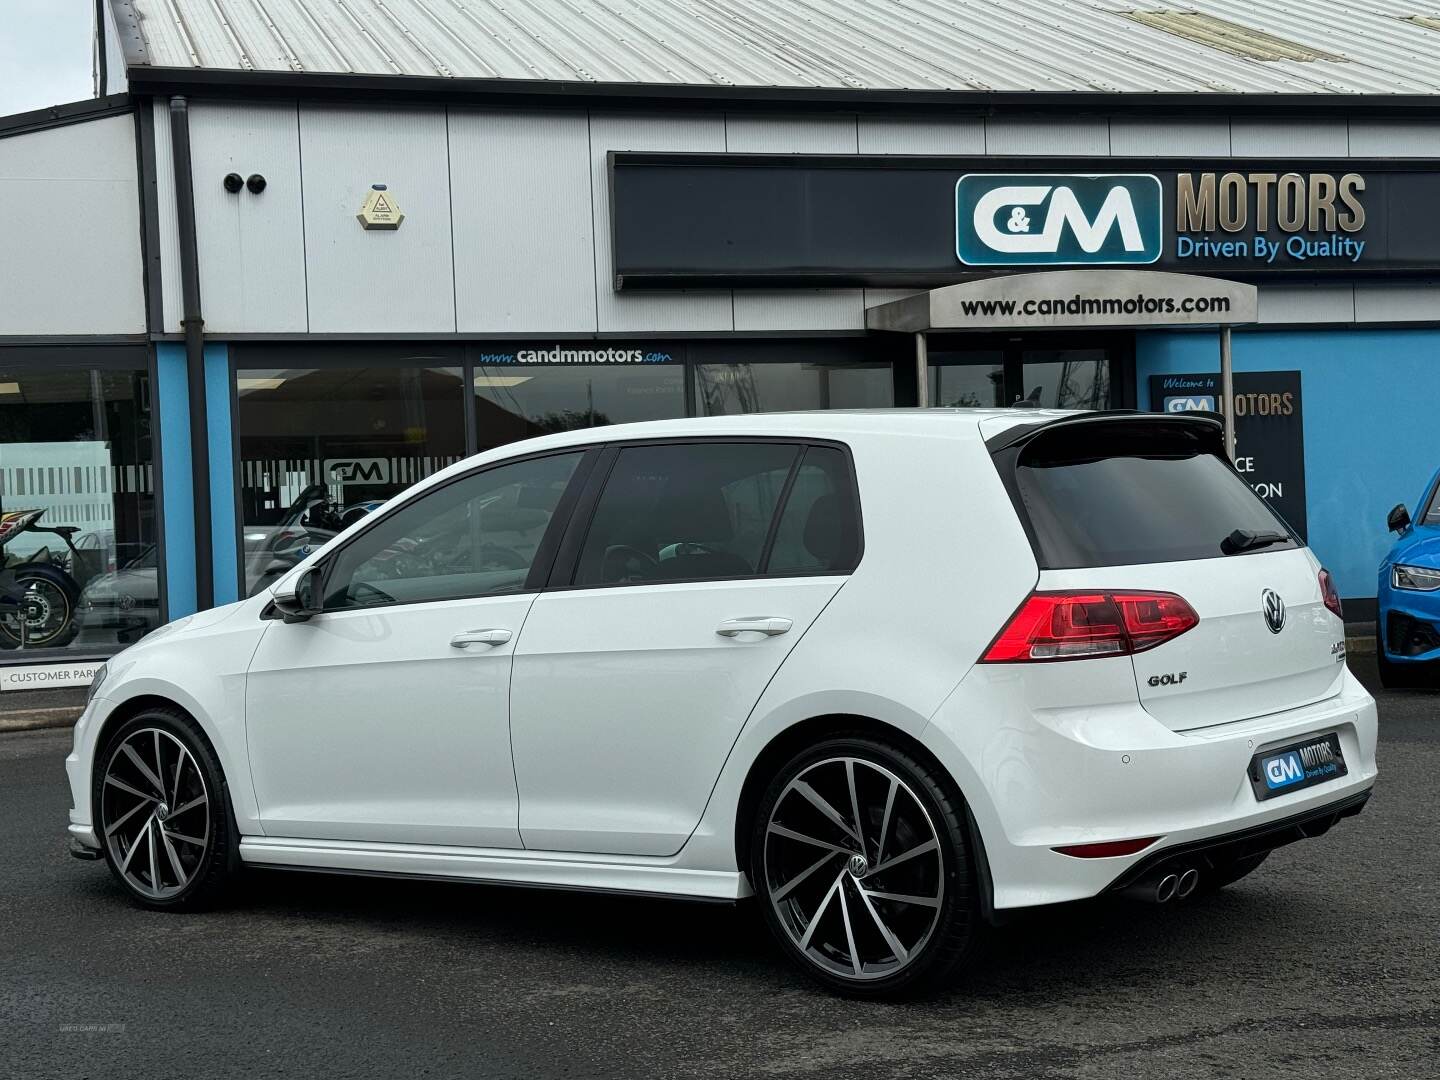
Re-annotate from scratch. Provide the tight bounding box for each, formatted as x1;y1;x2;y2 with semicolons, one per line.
748;735;983;998
93;708;240;911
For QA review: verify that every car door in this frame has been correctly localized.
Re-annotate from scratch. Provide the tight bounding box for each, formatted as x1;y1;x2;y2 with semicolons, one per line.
510;440;861;857
244;450;589;849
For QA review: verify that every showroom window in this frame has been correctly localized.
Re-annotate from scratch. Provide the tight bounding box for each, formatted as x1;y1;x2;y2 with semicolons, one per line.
234;355;467;597
0;356;156;653
473;362;684;451
694;361;893;414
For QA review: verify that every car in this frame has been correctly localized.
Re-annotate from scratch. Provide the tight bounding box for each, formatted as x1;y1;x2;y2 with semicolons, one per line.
76;545;160;645
65;409;1377;998
1377;467;1440;688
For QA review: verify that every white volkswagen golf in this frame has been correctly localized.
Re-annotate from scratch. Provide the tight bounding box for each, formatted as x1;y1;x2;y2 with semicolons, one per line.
67;409;1377;997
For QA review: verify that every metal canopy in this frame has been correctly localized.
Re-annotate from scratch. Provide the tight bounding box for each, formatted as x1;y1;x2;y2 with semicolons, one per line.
864;270;1258;333
869;269;1257;462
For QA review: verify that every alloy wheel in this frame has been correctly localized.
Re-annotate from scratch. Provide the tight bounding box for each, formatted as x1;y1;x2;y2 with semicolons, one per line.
763;756;944;982
100;728;211;900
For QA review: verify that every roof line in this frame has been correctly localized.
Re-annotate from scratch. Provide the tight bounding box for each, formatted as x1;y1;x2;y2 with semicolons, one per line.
0;93;134;140
121;65;1440;114
108;0;151;67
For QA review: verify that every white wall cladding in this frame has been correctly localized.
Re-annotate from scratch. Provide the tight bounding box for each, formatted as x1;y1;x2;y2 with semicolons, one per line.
450;110;596;334
190;102;308;333
172;104;1440;336
300;105;455;333
0;114;144;335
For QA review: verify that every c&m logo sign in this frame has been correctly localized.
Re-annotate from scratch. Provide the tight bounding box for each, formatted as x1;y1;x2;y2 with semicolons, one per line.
956;174;1163;267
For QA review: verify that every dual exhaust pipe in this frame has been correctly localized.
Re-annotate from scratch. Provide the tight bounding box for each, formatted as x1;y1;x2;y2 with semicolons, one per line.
1121;866;1200;904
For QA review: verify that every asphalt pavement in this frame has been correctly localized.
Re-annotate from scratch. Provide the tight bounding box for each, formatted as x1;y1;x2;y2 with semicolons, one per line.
2;657;1436;1079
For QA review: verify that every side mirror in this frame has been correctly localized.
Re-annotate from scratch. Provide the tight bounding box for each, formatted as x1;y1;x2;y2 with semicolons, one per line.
272;566;321;623
1387;503;1412;534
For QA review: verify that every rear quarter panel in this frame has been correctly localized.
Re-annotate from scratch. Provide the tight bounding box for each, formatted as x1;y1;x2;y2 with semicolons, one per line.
678;426;1040;872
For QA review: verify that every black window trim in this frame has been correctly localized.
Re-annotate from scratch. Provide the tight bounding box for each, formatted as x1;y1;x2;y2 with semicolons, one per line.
303;445;600;615
543;435;864;593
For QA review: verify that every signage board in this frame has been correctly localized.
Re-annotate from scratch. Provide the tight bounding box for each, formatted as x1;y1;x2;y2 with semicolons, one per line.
955;174;1163;266
0;660;104;691
1150;370;1307;540
610;154;1440;288
868;270;1256;331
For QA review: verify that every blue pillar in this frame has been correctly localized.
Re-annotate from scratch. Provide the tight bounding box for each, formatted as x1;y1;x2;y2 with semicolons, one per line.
205;344;238;606
156;343;197;619
156;342;237;618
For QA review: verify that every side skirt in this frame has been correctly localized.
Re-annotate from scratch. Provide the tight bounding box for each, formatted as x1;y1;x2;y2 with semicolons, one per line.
239;836;751;901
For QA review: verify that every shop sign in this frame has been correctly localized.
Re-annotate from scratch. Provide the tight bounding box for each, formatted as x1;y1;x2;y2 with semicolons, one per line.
956;174;1162;266
475;345;678;365
610;154;1440;287
1151;370;1307;540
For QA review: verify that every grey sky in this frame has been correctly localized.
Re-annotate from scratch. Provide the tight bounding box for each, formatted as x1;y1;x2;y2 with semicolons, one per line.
0;1;96;117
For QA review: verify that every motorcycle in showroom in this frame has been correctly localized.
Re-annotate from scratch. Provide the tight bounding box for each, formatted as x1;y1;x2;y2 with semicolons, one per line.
0;509;91;649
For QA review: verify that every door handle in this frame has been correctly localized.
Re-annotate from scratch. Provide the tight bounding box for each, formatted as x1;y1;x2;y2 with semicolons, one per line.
450;629;512;649
716;617;792;638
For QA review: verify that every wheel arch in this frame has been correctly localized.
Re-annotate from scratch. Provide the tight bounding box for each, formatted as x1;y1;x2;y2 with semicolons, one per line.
91;694;227;787
733;712;996;923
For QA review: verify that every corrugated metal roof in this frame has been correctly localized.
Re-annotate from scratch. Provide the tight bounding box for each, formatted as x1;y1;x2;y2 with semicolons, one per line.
116;0;1440;93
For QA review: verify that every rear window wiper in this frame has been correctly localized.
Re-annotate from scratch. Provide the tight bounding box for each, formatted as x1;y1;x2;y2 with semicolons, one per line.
1220;529;1290;556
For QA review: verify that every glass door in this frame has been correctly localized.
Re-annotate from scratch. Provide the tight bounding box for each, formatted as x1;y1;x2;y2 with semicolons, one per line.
925;334;1132;410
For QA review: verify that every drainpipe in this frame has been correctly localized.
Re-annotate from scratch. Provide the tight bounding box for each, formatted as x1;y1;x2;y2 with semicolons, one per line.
168;96;214;611
93;0;108;96
1219;325;1236;462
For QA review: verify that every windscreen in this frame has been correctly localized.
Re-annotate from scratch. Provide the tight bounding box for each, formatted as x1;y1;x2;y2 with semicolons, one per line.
1013;423;1297;569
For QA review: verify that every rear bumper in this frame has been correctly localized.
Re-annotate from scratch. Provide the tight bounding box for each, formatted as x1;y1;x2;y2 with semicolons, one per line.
1105;786;1370;892
925;662;1379;910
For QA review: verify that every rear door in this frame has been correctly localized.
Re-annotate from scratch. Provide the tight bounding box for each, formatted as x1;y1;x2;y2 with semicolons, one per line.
509;440;862;856
996;415;1344;732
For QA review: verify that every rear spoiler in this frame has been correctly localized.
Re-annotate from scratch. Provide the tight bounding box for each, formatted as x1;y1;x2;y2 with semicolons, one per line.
983;409;1226;456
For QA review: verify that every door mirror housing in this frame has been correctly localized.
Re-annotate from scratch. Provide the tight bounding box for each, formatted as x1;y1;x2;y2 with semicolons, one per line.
1387;503;1412;534
272;566;322;623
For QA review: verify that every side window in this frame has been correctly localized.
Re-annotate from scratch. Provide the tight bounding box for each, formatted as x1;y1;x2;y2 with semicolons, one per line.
322;452;582;609
576;442;799;586
766;446;861;575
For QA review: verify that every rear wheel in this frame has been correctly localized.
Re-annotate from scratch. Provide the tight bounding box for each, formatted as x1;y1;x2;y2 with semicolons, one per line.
0;566;79;649
93;708;240;910
749;735;983;998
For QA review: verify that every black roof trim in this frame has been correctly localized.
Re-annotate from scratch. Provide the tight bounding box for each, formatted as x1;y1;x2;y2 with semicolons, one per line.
108;1;150;67
121;66;1440;117
0;93;133;140
983;409;1225;455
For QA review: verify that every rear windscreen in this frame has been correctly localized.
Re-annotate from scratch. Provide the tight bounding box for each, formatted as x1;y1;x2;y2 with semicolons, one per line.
1012;424;1297;569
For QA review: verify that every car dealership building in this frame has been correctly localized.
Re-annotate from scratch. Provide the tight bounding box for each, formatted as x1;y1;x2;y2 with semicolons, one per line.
2;0;1439;677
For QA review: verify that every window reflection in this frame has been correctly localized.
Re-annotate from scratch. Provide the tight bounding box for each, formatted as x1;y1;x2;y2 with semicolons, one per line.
473;364;684;450
1020;351;1110;409
695;363;893;414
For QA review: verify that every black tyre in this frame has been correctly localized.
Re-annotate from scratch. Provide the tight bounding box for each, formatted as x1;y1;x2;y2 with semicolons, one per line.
92;707;241;911
748;734;983;999
0;565;80;649
1196;852;1269;895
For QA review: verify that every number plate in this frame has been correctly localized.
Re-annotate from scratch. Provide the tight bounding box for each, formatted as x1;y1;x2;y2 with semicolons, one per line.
1249;732;1347;801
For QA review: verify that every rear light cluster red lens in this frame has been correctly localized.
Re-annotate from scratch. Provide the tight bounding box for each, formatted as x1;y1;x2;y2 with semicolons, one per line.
1318;569;1343;620
981;590;1199;663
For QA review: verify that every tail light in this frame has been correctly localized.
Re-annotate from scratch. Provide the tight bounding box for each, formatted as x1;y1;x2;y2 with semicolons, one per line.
981;590;1199;663
1319;568;1343;619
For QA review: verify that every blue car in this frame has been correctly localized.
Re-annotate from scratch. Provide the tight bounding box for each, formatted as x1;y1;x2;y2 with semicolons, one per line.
1378;467;1440;688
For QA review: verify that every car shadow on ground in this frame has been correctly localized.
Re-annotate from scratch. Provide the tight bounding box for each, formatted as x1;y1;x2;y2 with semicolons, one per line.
208;860;1341;1003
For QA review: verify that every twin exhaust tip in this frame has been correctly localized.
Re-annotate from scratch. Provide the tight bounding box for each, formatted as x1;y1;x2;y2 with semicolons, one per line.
1123;866;1200;904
